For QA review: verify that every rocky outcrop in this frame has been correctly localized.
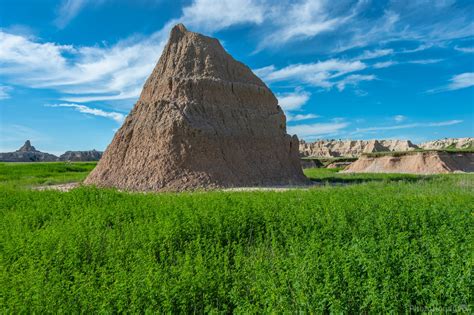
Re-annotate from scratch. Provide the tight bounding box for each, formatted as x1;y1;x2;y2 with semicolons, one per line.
85;24;307;191
59;150;102;161
299;139;419;158
300;159;324;169
343;152;474;174
420;138;473;150
0;140;58;162
326;161;353;169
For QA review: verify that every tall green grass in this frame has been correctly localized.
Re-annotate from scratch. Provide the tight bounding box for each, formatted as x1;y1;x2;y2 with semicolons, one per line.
1;167;473;312
0;162;96;188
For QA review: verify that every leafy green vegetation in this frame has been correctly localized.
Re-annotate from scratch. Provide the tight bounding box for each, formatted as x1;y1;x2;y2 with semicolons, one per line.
1;163;473;313
304;167;428;184
0;162;96;188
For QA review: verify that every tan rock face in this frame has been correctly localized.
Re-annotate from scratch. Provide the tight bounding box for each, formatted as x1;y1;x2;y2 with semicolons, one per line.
420;138;473;150
299;139;419;158
343;152;474;174
85;24;307;191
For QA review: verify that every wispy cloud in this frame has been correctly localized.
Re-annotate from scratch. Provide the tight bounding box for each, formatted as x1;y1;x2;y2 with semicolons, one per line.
0;85;12;100
178;0;265;32
427;72;474;93
336;74;376;91
0;30;164;103
408;59;443;65
46;103;125;123
0;0;472;107
354;120;463;134
372;58;443;69
54;0;93;29
257;0;367;50
373;61;397;69
288;121;349;139
357;48;394;60
454;45;474;53
287;113;319;122
255;59;367;89
0;0;271;105
445;73;474;91
393;115;406;123
276;90;311;111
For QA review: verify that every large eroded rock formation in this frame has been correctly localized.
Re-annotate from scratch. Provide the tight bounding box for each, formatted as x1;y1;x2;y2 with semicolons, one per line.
85;24;307;191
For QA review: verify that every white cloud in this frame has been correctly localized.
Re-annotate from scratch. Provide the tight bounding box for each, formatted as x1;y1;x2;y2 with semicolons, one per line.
408;59;443;65
399;44;434;54
393;115;406;123
179;0;265;32
0;29;165;103
46;103;125;123
0;85;12;100
287;113;319;122
287;121;349;139
357;49;394;60
54;0;92;29
354;120;463;133
446;73;474;90
454;46;474;53
336;74;376;91
258;0;367;49
0;0;270;105
256;59;367;89
427;72;474;93
373;61;398;69
0;31;72;73
354;89;368;96
371;58;442;70
276;90;311;111
1;0;472;107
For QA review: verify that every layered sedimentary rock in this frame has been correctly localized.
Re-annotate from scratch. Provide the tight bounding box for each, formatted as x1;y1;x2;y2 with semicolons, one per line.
85;24;307;191
343;152;474;174
0;140;58;162
299;139;419;158
59;150;103;161
420;138;473;150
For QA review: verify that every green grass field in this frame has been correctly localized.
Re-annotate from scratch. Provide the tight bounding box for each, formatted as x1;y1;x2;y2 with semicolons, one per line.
0;162;96;188
1;162;473;312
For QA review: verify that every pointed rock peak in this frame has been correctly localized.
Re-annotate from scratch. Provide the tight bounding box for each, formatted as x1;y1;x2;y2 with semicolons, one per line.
172;23;187;33
169;23;188;41
17;140;37;152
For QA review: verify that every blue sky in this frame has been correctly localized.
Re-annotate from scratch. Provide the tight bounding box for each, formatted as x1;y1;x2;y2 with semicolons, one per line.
0;0;473;154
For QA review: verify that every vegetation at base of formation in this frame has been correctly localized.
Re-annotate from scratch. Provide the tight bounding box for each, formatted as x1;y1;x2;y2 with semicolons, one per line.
1;163;473;313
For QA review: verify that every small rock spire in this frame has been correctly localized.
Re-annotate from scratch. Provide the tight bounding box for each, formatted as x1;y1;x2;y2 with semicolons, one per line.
17;140;37;152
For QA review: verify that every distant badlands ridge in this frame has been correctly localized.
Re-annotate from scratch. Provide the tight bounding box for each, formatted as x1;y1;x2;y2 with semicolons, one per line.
0;138;472;162
0;140;102;162
300;137;473;158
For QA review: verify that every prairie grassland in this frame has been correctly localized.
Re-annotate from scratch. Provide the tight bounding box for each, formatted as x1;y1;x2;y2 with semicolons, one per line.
0;162;96;188
1;163;473;312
